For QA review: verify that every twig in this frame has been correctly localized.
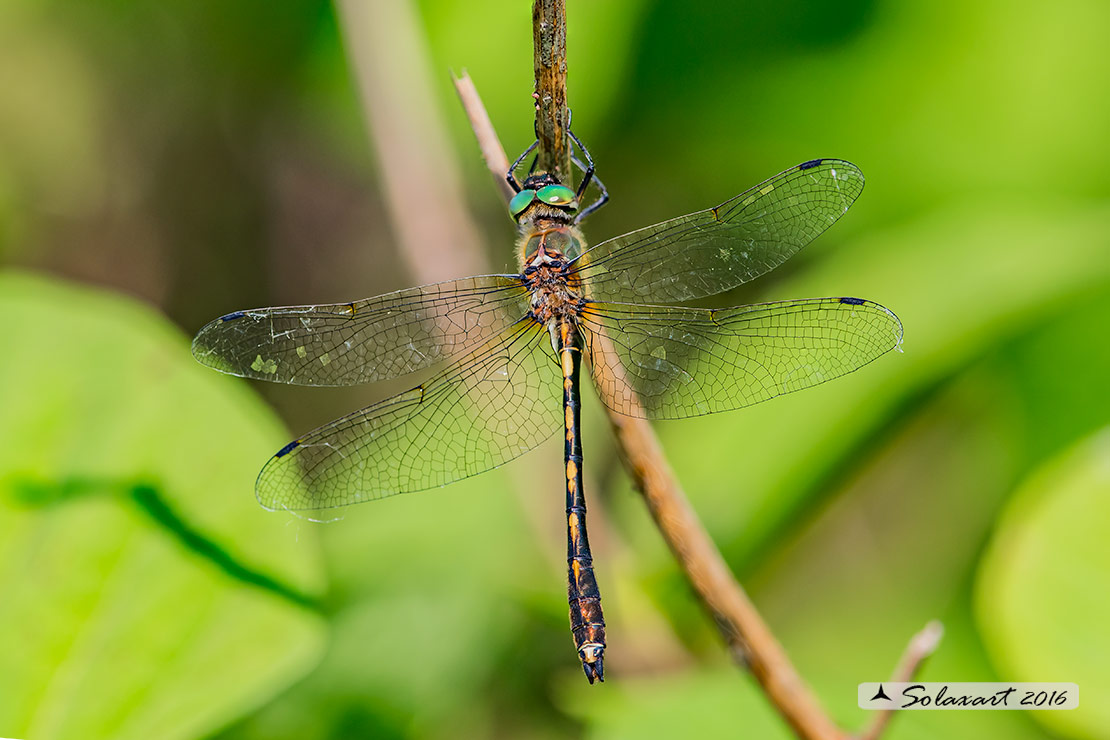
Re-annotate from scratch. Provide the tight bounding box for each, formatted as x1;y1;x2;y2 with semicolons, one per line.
454;70;698;680
605;414;843;740
860;620;944;740
454;5;935;739
452;72;515;203
335;0;483;283
340;0;694;684
533;3;843;738
532;0;571;181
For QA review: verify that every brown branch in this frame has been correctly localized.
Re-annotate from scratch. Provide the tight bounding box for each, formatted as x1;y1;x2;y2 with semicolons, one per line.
452;72;515;204
605;412;844;740
860;621;944;740
455;78;705;679
340;0;696;685
455;6;937;739
456;54;848;740
531;3;842;738
532;0;571;181
335;0;483;283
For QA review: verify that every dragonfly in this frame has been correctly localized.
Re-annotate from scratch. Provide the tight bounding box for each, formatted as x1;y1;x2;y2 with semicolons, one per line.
192;132;902;684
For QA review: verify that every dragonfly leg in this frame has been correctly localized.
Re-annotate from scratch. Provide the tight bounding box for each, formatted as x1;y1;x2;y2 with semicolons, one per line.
572;155;609;223
509;117;608;221
567;127;596;199
507;139;538;193
568;128;610;222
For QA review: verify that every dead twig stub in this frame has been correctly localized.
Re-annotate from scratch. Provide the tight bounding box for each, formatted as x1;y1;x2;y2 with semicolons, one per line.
334;0;483;284
861;621;944;740
452;71;515;204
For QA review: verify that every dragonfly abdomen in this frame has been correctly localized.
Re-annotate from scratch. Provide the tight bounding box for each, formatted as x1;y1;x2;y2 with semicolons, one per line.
559;319;606;683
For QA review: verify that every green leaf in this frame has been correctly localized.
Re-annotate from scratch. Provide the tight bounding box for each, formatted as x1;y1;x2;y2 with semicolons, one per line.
0;272;326;740
976;430;1110;739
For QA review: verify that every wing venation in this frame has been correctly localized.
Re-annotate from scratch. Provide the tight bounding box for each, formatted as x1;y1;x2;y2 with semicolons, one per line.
579;296;902;419
192;275;529;386
571;160;864;304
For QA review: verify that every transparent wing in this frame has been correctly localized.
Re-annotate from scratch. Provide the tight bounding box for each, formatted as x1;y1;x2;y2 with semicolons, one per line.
256;319;563;512
579;297;902;419
192;275;529;386
570;160;864;304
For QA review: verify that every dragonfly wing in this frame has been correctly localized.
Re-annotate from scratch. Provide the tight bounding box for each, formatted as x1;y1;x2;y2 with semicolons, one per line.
192;275;529;386
570;160;864;304
256;319;563;513
579;297;902;419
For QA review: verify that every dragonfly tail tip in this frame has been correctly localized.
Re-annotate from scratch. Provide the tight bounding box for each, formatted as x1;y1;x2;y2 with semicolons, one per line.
582;657;605;684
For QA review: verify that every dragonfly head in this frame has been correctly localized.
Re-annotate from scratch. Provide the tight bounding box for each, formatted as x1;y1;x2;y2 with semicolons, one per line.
510;173;579;223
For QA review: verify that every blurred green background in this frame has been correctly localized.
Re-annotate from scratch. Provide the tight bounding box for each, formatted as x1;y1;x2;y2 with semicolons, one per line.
1;0;1108;738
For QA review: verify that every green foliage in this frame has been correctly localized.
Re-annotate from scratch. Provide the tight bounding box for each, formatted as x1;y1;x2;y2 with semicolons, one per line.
0;273;325;740
978;431;1110;739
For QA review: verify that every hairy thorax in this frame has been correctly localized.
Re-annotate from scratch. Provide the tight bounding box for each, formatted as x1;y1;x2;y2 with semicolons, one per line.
517;212;587;328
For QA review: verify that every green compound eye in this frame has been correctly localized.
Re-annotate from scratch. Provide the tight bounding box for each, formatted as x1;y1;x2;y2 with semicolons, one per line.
537;184;578;207
509;189;537;218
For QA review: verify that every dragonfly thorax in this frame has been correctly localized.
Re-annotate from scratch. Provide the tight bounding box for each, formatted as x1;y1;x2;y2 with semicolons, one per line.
515;203;576;240
522;241;585;327
517;212;586;269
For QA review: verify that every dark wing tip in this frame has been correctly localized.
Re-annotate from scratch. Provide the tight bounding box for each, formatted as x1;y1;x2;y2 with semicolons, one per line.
219;311;246;322
842;297;905;351
275;439;301;458
797;158;865;187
